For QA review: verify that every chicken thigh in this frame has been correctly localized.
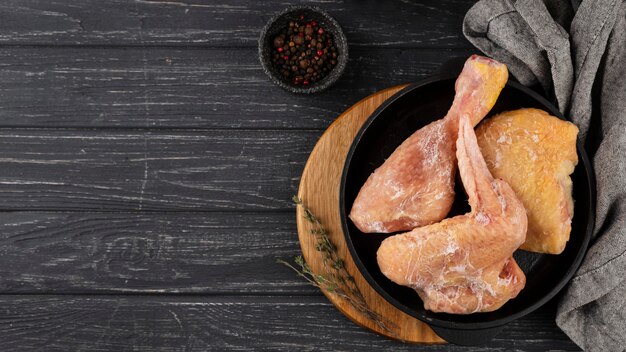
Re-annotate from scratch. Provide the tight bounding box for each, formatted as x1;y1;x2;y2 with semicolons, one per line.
350;55;508;233
377;115;527;314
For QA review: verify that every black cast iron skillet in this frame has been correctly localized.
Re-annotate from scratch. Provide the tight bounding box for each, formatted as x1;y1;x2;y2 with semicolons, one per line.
340;76;595;345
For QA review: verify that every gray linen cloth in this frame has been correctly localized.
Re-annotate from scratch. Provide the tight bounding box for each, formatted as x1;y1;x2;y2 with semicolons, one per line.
463;0;626;350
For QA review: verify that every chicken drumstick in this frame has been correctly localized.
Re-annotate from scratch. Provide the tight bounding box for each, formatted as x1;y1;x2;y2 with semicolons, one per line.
349;55;509;233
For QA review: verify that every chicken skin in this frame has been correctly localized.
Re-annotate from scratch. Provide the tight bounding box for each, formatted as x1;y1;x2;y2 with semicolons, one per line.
476;108;579;254
377;115;527;314
349;55;508;233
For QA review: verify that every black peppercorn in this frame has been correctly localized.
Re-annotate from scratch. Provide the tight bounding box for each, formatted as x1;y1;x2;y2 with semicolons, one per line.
270;15;339;86
273;36;284;48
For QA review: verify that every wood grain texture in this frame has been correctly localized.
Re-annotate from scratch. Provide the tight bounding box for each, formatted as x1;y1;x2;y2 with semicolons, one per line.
0;0;473;48
0;47;475;129
297;86;446;343
0;130;318;211
0;0;580;349
0;212;318;294
0;295;579;351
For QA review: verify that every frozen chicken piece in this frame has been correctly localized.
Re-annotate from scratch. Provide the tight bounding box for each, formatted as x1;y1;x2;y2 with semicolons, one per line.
377;115;527;314
350;55;508;233
476;108;579;254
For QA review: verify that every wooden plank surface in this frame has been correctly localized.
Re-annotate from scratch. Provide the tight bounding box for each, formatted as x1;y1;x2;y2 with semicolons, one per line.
0;130;317;211
0;212;316;294
0;0;473;47
0;47;474;129
0;295;579;351
0;0;581;350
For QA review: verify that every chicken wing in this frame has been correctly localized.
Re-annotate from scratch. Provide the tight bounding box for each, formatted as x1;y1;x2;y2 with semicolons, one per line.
476;108;579;254
377;115;527;314
349;55;508;233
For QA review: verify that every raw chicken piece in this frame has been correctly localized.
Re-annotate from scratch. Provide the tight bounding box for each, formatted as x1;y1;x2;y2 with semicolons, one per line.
377;115;527;314
350;55;508;233
476;108;579;254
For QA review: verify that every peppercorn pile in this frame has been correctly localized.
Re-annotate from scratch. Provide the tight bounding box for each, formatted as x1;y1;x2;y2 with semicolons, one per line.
271;15;338;86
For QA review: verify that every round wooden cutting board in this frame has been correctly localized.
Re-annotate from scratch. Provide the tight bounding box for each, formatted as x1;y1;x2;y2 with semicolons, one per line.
296;85;444;344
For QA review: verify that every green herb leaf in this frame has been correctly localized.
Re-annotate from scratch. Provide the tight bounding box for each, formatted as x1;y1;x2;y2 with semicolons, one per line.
280;195;398;337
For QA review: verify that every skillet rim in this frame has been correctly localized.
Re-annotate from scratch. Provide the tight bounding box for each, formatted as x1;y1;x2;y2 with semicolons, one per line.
339;75;596;330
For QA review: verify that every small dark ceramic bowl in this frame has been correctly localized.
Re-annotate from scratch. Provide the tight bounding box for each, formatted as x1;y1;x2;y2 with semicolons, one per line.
258;6;348;94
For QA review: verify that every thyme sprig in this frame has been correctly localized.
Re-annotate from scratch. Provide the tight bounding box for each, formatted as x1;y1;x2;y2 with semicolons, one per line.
278;196;396;335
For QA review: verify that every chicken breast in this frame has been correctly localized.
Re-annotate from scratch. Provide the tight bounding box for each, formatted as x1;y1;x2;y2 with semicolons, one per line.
476;108;579;254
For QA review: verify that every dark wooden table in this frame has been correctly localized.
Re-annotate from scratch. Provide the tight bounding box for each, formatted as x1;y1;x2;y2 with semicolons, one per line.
0;1;581;350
